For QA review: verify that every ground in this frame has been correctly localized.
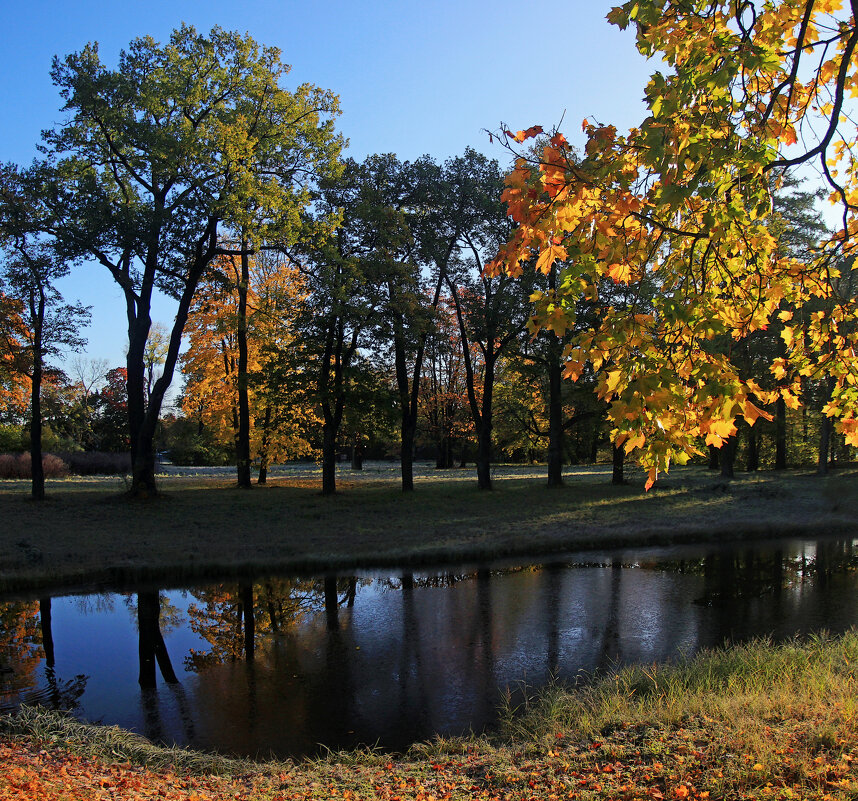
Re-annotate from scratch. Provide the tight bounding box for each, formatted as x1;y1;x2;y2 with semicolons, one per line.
1;462;856;595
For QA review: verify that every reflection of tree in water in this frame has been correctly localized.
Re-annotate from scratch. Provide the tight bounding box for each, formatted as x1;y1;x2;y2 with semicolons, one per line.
72;594;116;615
377;565;539;593
634;540;858;606
0;601;44;705
184;579;329;671
0;600;87;713
123;591;184;635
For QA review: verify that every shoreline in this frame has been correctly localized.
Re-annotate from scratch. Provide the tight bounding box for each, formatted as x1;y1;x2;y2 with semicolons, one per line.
3;633;858;798
2;463;857;596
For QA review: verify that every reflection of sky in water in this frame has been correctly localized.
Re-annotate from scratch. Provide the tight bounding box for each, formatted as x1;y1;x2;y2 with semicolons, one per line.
2;538;858;759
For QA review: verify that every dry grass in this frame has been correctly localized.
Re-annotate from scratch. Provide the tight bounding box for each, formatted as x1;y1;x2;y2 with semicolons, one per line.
1;463;857;594
4;634;858;798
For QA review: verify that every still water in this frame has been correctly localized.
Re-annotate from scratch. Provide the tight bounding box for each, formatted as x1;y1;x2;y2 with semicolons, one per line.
1;538;857;758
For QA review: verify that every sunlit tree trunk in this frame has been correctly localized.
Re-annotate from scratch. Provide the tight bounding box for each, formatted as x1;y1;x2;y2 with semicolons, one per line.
612;443;624;485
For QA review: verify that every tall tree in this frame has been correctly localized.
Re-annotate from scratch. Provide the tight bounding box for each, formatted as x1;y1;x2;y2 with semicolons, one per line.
34;25;341;497
441;152;531;489
359;155;434;491
289;158;391;495
180;251;317;477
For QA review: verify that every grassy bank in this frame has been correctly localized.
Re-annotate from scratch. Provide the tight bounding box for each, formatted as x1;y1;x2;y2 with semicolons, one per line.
2;463;858;594
3;633;858;799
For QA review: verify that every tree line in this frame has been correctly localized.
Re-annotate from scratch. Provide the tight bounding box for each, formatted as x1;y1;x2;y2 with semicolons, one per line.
1;2;856;501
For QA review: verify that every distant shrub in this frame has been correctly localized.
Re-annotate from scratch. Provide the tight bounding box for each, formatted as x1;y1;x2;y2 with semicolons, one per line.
0;425;24;453
57;451;131;476
0;452;70;479
0;454;17;479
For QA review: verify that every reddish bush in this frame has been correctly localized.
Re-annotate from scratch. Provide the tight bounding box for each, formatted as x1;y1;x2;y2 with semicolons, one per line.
0;453;70;479
0;454;17;479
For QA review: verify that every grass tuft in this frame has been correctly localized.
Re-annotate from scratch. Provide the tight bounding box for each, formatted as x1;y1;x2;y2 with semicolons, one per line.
0;706;269;775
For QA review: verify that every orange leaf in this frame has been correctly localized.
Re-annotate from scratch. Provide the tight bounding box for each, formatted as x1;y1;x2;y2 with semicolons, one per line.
743;399;773;426
513;125;544;143
607;262;633;283
644;467;658;491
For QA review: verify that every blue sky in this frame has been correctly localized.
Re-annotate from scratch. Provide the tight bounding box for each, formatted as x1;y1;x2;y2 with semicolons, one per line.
2;1;656;384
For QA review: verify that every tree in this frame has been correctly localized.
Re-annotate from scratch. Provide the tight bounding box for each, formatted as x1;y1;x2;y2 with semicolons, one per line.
289;158;390;495
180;251;317;478
37;25;342;497
0;166;88;499
418;295;473;468
92;367;130;452
442;153;532;490
68;356;109;449
359;155;433;491
0;290;30;430
490;0;857;488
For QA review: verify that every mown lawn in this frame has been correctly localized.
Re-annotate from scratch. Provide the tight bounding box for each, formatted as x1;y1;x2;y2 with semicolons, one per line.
3;633;858;799
2;463;858;594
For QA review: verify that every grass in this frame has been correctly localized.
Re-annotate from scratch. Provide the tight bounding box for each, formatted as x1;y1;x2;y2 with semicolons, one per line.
2;462;858;594
3;633;858;798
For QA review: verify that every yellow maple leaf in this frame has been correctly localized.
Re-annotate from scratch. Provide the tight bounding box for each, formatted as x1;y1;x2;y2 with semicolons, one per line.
536;243;568;274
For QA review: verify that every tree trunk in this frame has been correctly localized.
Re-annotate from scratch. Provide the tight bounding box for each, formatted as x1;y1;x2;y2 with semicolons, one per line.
612;443;624;485
720;436;736;479
746;423;759;472
818;376;836;475
29;339;45;501
708;444;719;470
322;423;337;495
127;313;152;497
257;404;272;484
474;358;495;491
547;340;564;488
775;396;787;470
475;417;493;490
399;424;414;489
128;231;216;498
235;248;252;489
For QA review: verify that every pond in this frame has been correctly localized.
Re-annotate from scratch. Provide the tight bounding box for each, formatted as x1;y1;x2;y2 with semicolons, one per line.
1;537;857;759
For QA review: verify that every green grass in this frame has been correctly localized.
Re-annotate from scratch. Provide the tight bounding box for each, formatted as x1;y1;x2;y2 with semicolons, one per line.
4;633;858;798
1;463;857;594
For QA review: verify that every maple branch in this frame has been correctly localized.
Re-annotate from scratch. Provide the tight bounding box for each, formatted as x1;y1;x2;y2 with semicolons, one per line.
765;16;858;182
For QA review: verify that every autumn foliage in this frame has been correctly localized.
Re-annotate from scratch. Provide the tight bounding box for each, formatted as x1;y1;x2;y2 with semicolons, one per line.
0;291;31;422
490;0;858;488
181;253;319;469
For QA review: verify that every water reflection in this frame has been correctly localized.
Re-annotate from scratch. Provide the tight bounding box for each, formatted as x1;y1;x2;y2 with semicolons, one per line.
1;538;858;758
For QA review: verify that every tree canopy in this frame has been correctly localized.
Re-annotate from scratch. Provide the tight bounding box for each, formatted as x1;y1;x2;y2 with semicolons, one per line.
489;0;857;488
32;24;343;495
